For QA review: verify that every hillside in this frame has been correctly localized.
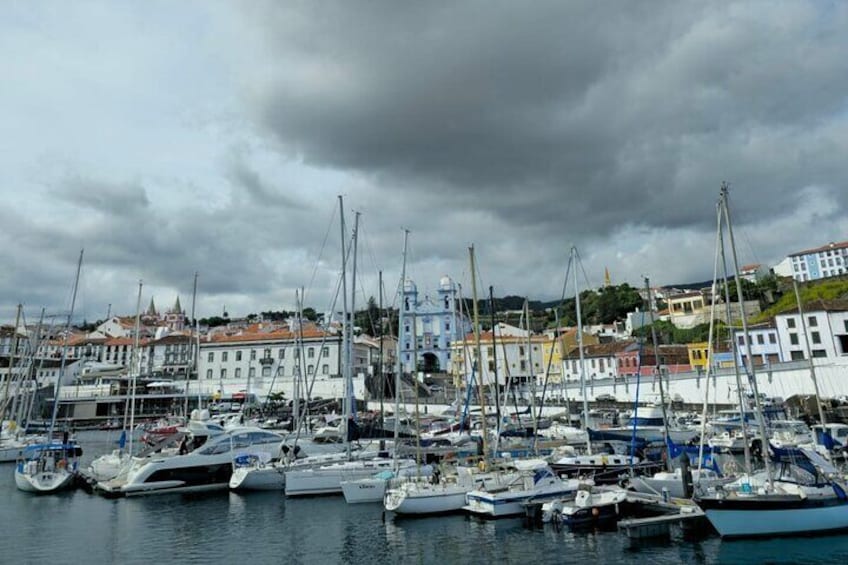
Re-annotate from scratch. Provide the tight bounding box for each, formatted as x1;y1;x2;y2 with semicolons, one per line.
751;276;848;323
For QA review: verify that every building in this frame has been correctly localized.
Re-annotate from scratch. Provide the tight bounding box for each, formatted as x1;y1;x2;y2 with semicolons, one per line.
772;300;848;361
787;241;848;282
733;324;783;367
197;323;372;400
739;263;766;283
399;276;471;375
449;327;547;389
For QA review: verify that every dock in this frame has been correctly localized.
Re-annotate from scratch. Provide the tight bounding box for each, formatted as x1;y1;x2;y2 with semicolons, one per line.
616;490;708;539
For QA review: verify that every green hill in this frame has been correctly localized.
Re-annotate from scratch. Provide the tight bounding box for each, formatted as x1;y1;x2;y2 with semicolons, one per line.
751;276;848;323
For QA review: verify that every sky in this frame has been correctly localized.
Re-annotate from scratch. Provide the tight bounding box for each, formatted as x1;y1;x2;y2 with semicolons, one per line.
2;1;848;324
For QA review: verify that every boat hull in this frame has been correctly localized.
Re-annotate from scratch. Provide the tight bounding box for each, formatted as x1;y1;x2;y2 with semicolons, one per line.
14;468;75;493
699;498;848;538
229;466;286;491
341;477;388;503
385;485;468;515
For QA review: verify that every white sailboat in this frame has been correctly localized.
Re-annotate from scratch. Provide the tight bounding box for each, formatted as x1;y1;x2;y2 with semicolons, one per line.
15;250;84;493
695;184;848;538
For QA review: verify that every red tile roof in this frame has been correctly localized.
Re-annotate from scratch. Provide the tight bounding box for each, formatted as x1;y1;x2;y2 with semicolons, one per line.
789;240;848;257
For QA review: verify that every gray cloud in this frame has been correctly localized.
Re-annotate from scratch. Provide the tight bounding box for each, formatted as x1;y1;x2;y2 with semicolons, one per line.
3;1;848;322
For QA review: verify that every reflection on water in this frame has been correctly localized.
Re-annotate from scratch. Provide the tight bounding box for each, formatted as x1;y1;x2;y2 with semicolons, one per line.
2;431;848;564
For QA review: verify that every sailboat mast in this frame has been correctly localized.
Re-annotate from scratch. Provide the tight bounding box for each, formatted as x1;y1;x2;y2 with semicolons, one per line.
184;271;198;417
48;249;83;440
349;211;360;420
394;230;409;461
488;287;501;449
721;183;773;488
469;245;489;465
645;277;672;471
793;279;827;426
572;247;591;454
127;280;143;456
338;195;351;458
378;271;384;434
524;298;538;443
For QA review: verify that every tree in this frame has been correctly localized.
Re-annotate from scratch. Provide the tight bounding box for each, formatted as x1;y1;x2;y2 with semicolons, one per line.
302;307;318;322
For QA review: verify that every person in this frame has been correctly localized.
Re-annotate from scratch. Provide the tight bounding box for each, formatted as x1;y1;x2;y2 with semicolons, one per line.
179;435;189;455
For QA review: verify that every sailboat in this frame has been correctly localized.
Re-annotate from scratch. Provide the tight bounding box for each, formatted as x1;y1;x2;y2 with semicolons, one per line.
15;250;84;493
550;247;648;482
695;184;848;538
88;281;144;482
285;201;408;497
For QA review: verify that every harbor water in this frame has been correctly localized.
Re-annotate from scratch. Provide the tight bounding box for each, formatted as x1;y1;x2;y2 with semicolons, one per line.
3;431;848;564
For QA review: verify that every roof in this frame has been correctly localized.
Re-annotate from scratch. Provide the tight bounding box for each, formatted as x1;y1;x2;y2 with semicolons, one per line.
789;240;848;257
565;341;638;358
206;327;334;344
740;263;761;272
667;291;703;300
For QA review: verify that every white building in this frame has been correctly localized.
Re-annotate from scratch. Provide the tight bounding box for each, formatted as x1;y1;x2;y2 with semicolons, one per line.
449;329;546;389
773;301;848;361
197;324;372;401
787;241;848;282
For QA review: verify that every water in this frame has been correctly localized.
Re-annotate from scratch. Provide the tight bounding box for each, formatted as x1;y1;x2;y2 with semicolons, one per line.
3;431;848;564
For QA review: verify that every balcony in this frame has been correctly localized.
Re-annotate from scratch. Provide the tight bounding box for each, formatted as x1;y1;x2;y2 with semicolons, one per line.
259;356;274;366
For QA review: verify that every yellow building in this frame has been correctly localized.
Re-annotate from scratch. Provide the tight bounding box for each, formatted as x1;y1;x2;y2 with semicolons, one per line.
687;342;710;368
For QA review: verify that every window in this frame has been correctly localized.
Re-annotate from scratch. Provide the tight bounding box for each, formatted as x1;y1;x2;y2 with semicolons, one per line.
250;349;256;361
787;318;796;329
221;368;227;379
812;349;827;358
322;347;329;357
222;351;228;362
844;320;848;333
769;334;776;344
308;364;314;375
262;367;271;378
322;364;329;374
235;368;242;379
446;322;451;331
789;333;799;345
738;335;745;345
208;352;214;362
812;331;821;344
308;347;315;358
249;367;256;378
206;369;212;380
757;335;764;345
236;351;242;361
264;348;271;358
809;316;818;327
279;348;285;359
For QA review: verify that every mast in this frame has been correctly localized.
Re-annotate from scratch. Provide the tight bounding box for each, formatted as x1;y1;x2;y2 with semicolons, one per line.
338;195;351;458
469;245;488;465
48;249;83;440
127;280;143;456
488;287;501;449
184;271;198;417
378;271;384;435
645;277;672;471
394;230;409;464
572;246;591;454
717;203;753;476
721;183;773;488
349;211;360;421
524;298;539;443
697;206;723;470
793;279;827;427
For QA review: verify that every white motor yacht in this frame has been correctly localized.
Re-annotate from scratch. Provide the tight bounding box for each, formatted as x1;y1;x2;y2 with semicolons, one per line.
97;426;284;497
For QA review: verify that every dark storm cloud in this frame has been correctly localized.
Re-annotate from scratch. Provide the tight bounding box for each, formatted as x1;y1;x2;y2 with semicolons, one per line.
242;1;848;236
226;156;305;209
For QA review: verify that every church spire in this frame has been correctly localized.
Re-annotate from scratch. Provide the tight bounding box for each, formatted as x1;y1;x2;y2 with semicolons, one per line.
174;295;182;313
147;297;157;316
